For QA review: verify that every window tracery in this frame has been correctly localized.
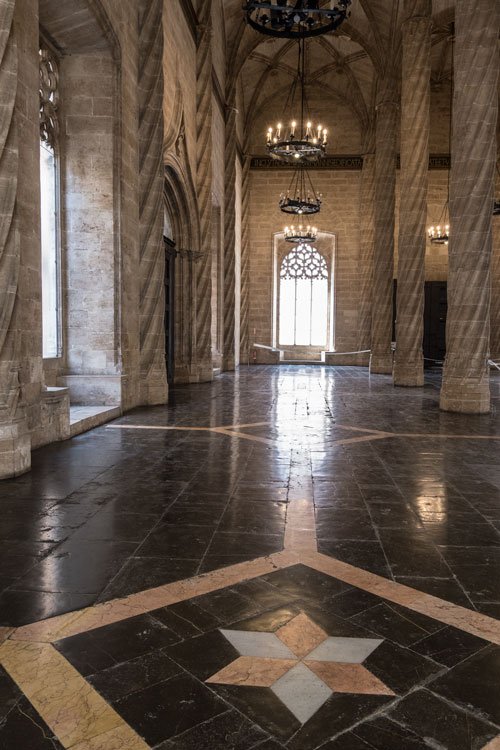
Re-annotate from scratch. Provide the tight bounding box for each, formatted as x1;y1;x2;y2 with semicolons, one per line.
279;244;329;347
280;243;328;281
39;44;59;150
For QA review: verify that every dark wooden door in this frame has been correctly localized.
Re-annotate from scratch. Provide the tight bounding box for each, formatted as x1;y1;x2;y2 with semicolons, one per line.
393;279;447;364
424;281;447;363
164;237;176;385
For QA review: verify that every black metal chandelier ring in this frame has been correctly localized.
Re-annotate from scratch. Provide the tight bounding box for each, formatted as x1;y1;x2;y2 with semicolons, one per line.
280;196;320;214
244;1;351;39
268;137;326;161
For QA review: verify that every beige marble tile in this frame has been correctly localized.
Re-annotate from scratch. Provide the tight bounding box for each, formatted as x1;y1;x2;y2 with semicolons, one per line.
284;498;317;552
334;434;394;447
305;661;394;695
276;613;327;658
70;725;149;750
333;424;393;436
213;427;275;445
109;424;211;431
206;656;296;687
220;421;272;429
0;627;13;644
304;552;500;645
0;640;127;747
12;552;294;643
482;737;500;749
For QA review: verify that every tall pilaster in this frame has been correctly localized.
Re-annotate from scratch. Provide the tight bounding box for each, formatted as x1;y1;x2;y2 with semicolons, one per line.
357;151;375;357
195;1;214;382
394;0;431;386
222;103;237;372
138;0;168;405
370;87;398;374
239;155;251;365
0;0;30;477
440;0;499;413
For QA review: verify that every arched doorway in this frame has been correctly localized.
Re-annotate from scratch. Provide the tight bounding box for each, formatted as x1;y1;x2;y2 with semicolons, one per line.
163;158;201;383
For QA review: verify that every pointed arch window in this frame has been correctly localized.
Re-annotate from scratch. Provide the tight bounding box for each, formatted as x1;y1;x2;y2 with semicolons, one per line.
279;244;328;347
39;42;61;358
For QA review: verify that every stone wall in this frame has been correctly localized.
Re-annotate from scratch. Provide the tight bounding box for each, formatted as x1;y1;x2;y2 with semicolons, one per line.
0;0;168;476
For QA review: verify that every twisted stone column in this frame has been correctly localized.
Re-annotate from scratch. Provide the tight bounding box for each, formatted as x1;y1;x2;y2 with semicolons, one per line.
239;155;251;364
138;0;168;404
394;0;431;386
0;0;29;477
195;2;213;382
492;214;500;360
440;0;500;413
370;90;398;374
357;151;375;358
222;104;237;371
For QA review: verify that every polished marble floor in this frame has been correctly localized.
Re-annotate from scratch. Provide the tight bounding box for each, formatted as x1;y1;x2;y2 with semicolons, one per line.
1;365;500;748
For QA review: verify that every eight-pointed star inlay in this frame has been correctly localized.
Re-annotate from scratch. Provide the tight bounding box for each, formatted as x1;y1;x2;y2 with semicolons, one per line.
206;612;395;723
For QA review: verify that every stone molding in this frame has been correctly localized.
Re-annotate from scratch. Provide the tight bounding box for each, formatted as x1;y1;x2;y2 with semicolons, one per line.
249;154;451;171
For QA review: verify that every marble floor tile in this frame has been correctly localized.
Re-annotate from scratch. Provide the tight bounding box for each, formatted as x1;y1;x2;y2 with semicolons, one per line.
2;367;500;748
271;662;332;724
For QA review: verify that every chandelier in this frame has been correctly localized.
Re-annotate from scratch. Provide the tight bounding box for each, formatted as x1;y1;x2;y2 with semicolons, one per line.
244;1;351;39
279;166;322;214
284;224;317;243
267;38;328;162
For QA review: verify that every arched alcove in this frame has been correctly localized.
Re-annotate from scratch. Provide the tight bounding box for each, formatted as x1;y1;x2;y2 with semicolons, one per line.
39;0;122;407
163;156;201;383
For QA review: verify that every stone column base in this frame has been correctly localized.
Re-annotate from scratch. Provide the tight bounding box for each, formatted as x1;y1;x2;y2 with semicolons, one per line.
393;356;424;386
196;360;214;383
222;355;235;372
440;375;490;414
324;351;370;367
140;380;168;406
369;352;394;374
0;417;31;479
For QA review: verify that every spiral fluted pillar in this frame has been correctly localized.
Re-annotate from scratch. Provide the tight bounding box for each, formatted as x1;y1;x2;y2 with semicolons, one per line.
492;215;500;361
0;0;29;477
370;89;398;374
357;152;375;357
440;0;500;413
222;104;237;372
394;0;431;386
138;0;168;404
239;155;251;364
195;2;214;382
